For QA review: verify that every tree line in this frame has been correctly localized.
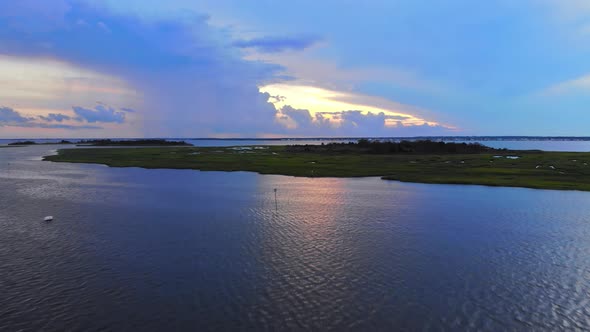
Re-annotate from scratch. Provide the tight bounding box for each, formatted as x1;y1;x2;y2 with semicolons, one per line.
286;139;504;154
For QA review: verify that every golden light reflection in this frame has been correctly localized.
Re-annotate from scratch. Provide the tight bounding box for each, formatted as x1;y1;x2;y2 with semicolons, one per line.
252;174;425;312
256;175;350;246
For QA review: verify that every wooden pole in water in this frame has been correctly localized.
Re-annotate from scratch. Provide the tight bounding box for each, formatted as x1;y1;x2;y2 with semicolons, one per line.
274;188;278;210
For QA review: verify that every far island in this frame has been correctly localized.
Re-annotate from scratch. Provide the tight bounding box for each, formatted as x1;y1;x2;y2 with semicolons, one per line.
6;139;192;146
8;140;74;146
43;139;590;191
76;139;192;146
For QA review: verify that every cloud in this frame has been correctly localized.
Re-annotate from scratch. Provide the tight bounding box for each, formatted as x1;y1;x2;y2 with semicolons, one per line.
268;95;286;103
545;0;590;18
233;35;321;53
39;113;72;122
0;106;101;129
261;83;446;129
96;21;111;33
0;106;33;124
35;123;102;130
339;110;390;131
0;1;448;137
280;105;314;127
540;1;590;41
72;104;126;123
275;105;452;137
541;74;590;96
0;1;286;137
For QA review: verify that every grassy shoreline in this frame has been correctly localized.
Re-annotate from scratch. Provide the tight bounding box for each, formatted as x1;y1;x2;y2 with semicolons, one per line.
43;145;590;191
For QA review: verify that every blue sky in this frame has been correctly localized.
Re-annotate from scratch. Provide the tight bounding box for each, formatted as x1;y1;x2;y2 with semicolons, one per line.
0;0;589;138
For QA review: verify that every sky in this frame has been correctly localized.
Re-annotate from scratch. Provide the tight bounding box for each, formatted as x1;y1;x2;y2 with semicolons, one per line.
0;0;590;138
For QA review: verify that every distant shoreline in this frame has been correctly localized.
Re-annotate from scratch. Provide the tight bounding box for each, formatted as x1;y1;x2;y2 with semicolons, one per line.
5;136;590;142
5;139;192;147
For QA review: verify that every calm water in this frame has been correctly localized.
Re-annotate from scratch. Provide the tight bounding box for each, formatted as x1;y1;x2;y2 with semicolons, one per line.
2;145;590;331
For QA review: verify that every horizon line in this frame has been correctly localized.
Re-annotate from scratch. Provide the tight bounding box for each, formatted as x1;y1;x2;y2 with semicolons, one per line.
3;136;590;141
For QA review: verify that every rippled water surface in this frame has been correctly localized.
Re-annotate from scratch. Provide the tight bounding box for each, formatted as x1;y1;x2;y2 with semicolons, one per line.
2;145;590;331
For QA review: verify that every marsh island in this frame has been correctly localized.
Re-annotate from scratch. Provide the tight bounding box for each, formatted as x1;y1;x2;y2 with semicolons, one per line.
43;140;590;191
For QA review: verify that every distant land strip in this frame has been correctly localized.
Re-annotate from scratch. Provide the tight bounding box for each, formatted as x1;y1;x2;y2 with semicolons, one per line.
41;140;590;192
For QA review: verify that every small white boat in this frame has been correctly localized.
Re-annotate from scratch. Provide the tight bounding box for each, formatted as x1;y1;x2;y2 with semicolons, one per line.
44;216;53;222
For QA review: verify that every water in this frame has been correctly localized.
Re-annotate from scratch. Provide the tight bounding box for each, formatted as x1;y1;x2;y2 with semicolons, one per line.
455;140;590;152
2;145;590;331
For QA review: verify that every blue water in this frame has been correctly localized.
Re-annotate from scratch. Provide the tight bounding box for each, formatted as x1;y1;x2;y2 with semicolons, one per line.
1;144;590;330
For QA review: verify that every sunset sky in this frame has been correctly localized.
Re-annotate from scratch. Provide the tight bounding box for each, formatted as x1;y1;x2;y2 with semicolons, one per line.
1;0;590;138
